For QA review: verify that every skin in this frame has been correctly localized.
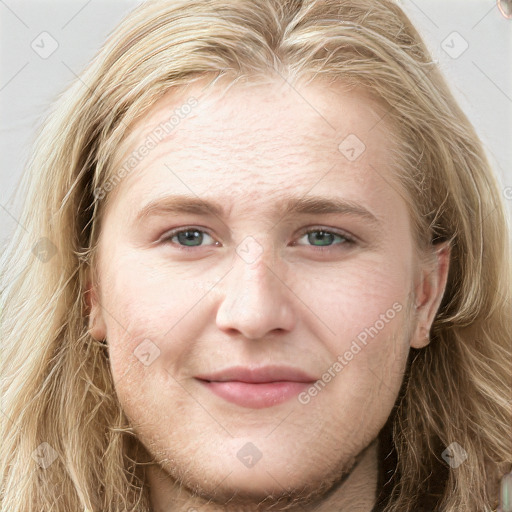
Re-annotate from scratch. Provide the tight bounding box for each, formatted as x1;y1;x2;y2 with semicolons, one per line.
87;75;451;511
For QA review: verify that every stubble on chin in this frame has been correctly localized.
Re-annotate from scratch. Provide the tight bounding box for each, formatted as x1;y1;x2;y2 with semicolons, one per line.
142;435;373;512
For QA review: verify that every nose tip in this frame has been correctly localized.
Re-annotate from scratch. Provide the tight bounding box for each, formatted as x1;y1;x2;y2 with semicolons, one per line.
215;251;296;340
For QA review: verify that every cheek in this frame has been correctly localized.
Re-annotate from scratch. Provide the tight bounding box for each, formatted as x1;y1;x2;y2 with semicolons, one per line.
296;256;412;339
100;253;212;386
294;260;412;400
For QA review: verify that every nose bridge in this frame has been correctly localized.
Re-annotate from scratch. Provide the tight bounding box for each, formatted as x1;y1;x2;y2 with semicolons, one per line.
235;237;276;299
215;234;295;338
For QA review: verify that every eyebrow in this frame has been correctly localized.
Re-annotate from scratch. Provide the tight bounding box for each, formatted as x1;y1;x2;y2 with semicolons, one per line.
134;194;383;227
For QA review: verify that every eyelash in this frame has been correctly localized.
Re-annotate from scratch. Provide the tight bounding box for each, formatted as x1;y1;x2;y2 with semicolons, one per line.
159;226;357;253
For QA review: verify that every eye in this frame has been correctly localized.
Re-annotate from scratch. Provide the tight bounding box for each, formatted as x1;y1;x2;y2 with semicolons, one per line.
294;227;357;251
160;227;218;251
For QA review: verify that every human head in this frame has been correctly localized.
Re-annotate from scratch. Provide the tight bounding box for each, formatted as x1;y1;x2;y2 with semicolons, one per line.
1;1;510;511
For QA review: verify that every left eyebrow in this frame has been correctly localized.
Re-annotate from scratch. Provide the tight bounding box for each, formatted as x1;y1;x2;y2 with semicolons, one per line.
134;193;383;228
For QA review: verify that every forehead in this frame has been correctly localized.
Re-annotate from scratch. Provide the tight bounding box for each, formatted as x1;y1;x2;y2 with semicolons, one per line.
107;77;402;211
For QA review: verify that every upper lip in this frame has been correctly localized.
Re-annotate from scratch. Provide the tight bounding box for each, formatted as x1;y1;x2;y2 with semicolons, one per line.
195;365;317;383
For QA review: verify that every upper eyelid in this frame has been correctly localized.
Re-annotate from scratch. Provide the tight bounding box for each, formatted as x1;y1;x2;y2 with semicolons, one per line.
160;226;214;240
293;228;357;246
300;228;356;241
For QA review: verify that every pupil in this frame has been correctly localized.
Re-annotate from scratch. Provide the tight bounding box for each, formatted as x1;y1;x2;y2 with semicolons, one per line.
179;230;202;246
310;231;333;246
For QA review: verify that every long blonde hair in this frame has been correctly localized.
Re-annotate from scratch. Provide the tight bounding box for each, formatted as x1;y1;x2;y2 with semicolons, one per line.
1;1;510;510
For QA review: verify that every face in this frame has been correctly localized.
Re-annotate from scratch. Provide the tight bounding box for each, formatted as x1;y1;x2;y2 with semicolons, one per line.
88;77;450;508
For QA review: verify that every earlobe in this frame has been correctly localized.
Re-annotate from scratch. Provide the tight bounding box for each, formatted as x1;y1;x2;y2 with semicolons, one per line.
410;241;452;349
85;280;107;341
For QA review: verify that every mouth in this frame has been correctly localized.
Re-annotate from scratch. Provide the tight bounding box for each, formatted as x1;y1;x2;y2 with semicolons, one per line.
194;365;317;409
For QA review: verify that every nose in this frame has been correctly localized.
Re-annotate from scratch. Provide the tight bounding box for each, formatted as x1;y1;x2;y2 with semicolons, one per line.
215;240;296;340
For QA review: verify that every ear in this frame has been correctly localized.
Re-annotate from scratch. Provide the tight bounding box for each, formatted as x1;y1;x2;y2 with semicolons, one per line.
85;279;107;342
410;241;451;349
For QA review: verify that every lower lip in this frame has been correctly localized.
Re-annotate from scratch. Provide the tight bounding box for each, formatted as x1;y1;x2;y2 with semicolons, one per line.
197;380;312;409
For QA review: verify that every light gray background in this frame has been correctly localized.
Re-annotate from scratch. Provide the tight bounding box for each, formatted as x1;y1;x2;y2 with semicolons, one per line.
1;0;511;252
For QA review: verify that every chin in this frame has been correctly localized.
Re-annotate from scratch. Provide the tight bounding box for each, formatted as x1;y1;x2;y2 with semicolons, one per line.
175;469;345;511
151;440;355;511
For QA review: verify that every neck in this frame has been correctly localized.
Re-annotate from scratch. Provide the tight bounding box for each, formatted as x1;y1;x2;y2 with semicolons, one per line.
147;437;380;512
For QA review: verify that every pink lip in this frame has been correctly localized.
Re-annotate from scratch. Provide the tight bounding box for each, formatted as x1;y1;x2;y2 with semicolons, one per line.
195;365;317;409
